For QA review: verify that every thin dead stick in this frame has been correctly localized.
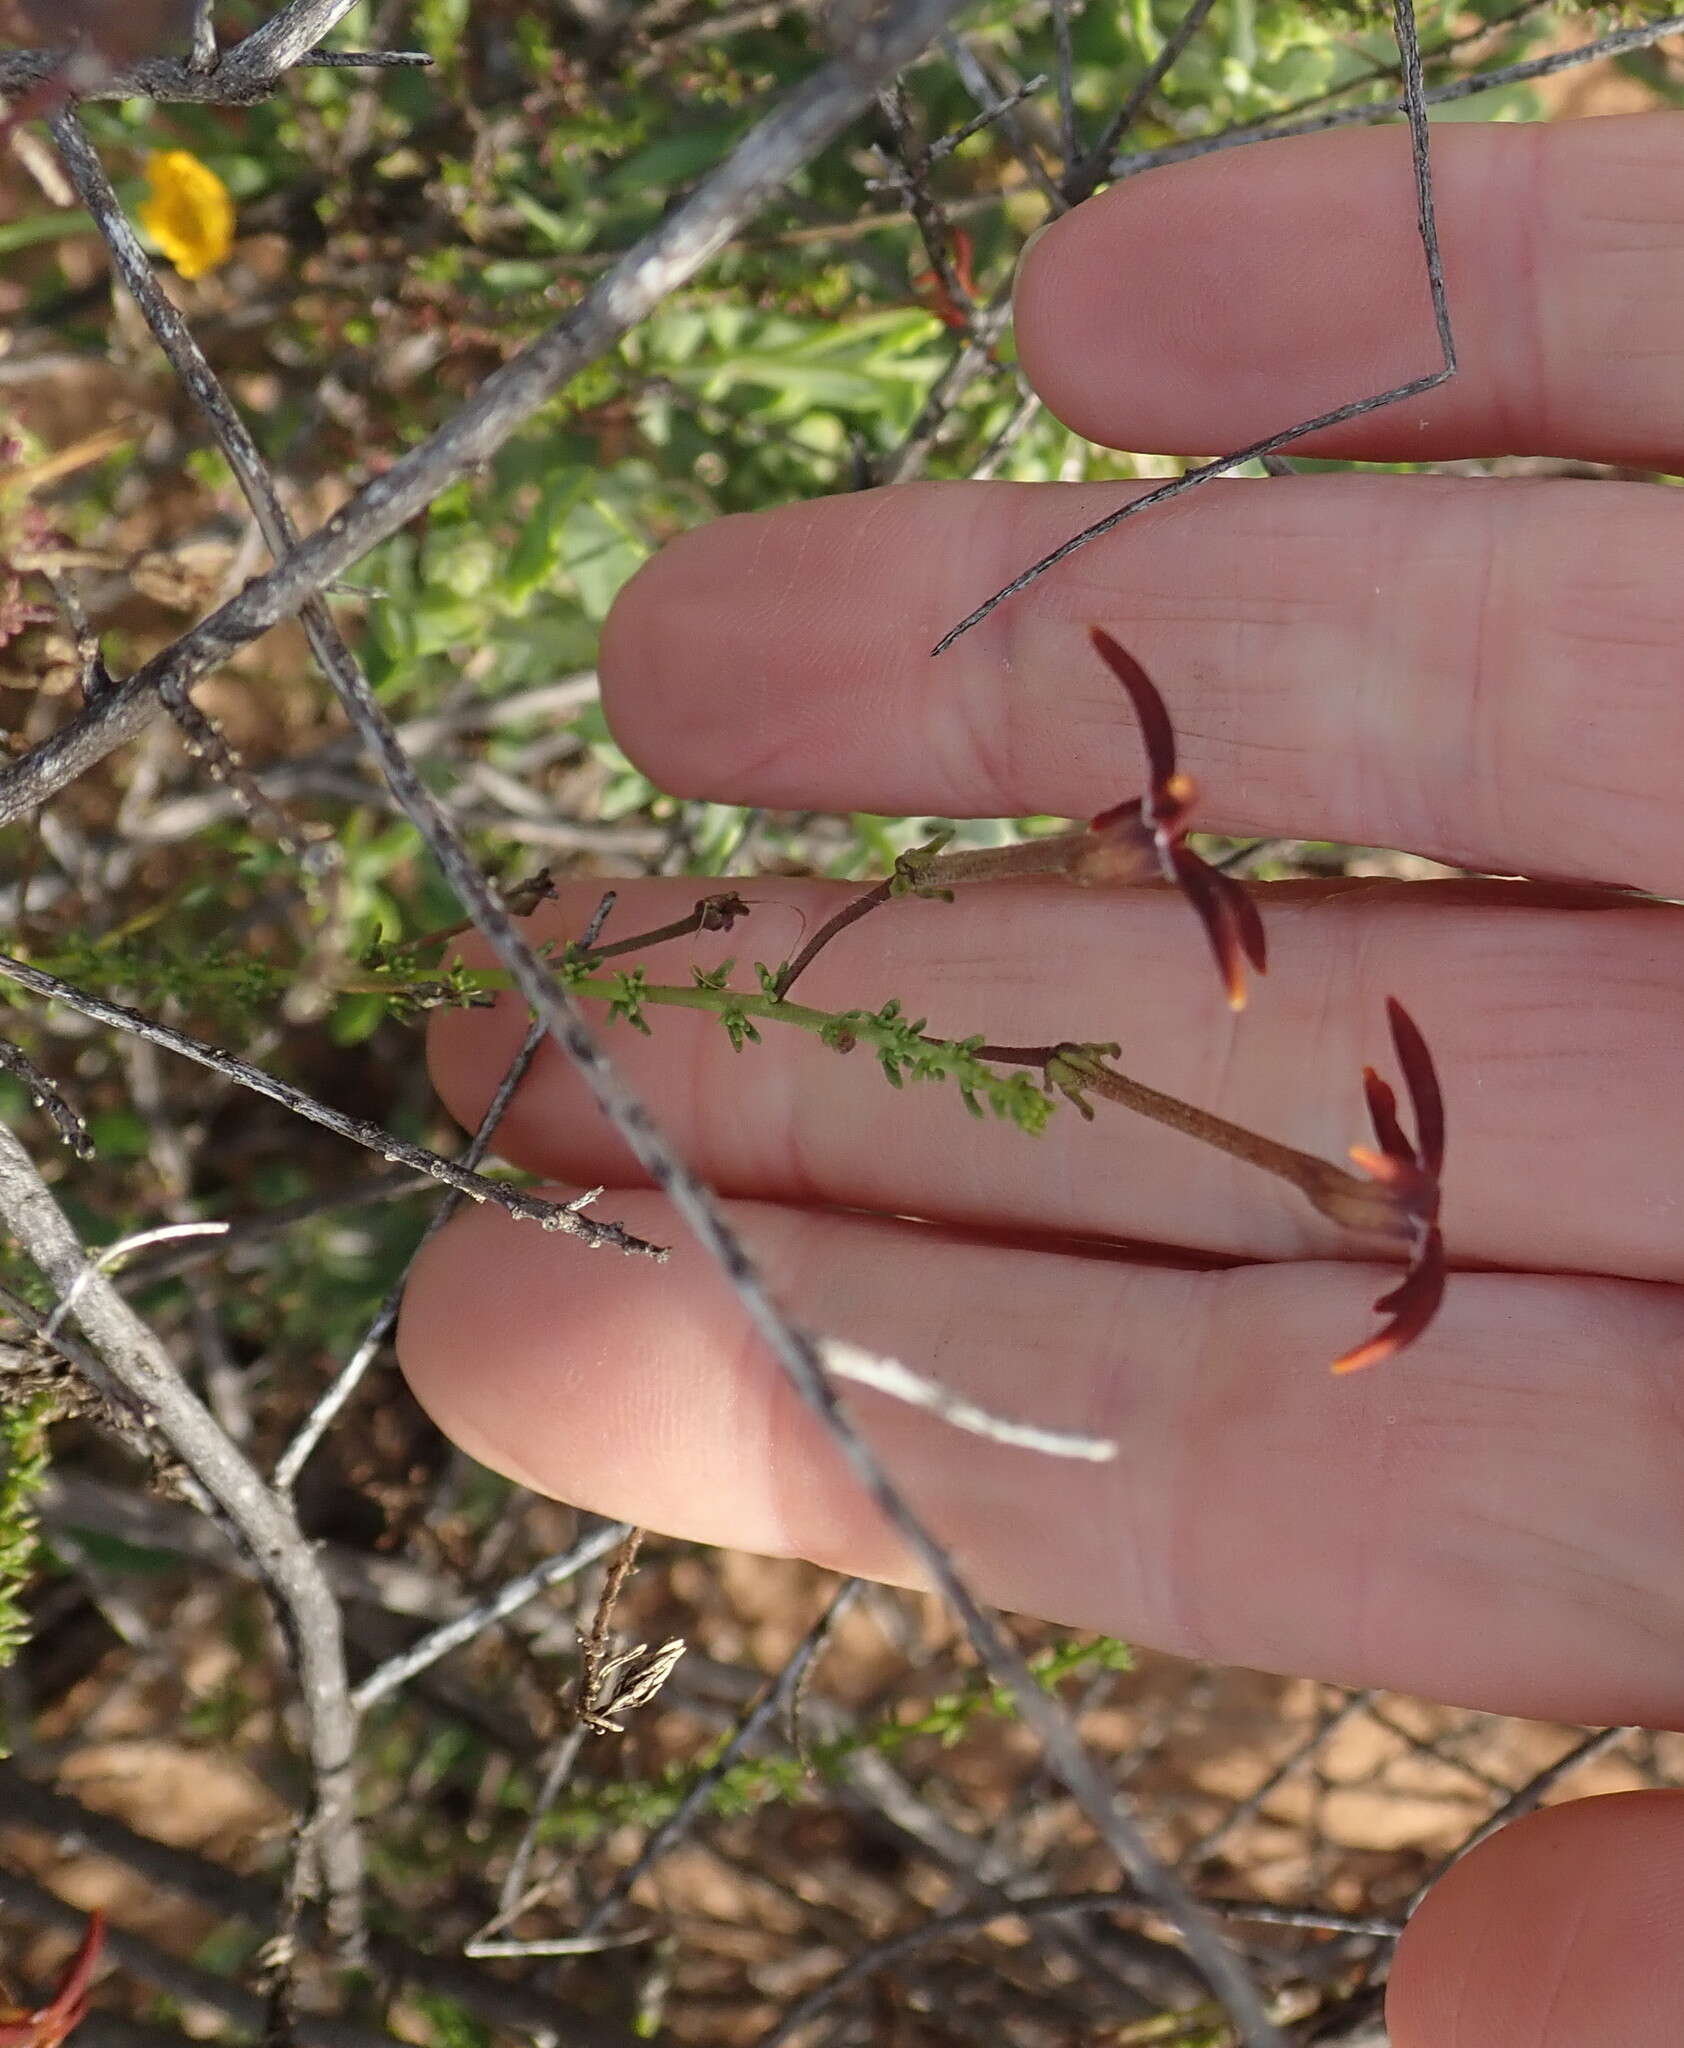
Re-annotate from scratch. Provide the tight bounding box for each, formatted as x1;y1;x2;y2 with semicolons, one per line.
878;296;1013;484
820;1336;1115;1459
0;1119;366;1955
270;1019;547;1490
0;947;660;1255
273;878;623;1489
1185;1690;1377;1865
39;1222;231;1340
0;0;974;827
1065;0;1218;204
877;77;974;328
0;1765;641;2048
1410;1725;1635;1909
757;1888;1176;2048
570;1579;863;1943
1200;1899;1403;1939
575;1526;648;1731
215;0;366;80
1046;0;1079;169
111;1166;428;1286
476;1724;591;1947
942;31;1064;210
970;378;1041;479
931;0;1456;654
925;71;1047;162
0;1031;91;1158
187;0;217;72
291;47;430;67
0;0;427;103
351;1522;633;1709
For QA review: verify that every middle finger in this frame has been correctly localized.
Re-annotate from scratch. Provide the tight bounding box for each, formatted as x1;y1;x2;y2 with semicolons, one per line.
433;879;1684;1284
600;474;1684;895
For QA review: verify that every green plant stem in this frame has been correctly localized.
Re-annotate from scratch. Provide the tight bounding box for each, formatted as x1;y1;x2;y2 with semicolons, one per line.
994;1042;1408;1241
540;970;1406;1244
773;832;1094;998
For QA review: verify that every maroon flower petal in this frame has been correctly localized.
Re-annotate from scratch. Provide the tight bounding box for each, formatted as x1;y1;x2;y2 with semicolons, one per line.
1331;1231;1446;1376
0;1913;105;2048
1361;1068;1411;1165
1084;629;1267;1008
1221;863;1269;978
1090;628;1178;794
1387;997;1444;1178
1169;843;1251;1012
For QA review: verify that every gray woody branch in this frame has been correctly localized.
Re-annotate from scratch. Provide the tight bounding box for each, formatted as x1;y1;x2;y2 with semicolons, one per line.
0;0;419;102
0;0;971;826
0;1119;366;1955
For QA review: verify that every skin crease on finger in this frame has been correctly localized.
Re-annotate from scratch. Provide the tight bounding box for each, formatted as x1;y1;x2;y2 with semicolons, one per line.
396;1183;1684;1731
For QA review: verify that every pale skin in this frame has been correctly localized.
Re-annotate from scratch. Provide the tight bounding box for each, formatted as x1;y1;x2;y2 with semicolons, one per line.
399;112;1684;2042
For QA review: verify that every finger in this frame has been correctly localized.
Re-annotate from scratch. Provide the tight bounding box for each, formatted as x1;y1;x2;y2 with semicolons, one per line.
1015;115;1684;467
396;1191;1684;1727
431;881;1684;1285
1390;1793;1684;2047
599;473;1684;896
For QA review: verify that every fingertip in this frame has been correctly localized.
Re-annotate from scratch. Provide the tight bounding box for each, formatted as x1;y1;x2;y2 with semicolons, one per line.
598;507;787;798
395;1190;828;1556
1012;126;1452;456
1389;1792;1684;2048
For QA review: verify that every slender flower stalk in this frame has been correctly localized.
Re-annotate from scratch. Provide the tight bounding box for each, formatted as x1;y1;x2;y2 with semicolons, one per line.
772;629;1266;1009
514;957;1449;1373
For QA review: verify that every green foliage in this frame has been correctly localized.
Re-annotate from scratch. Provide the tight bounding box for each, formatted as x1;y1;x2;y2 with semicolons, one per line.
0;1392;55;1750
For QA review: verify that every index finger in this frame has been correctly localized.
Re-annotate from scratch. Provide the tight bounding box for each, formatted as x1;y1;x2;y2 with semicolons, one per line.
1015;114;1684;467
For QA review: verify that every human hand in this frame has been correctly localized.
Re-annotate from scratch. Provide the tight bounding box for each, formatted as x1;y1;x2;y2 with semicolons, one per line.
399;113;1684;2042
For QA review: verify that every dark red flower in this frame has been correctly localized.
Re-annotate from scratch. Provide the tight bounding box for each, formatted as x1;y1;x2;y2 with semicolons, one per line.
1332;999;1446;1374
1081;628;1267;1011
0;1912;106;2048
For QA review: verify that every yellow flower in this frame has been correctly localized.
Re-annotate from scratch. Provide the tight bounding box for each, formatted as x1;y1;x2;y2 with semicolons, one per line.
138;150;235;280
